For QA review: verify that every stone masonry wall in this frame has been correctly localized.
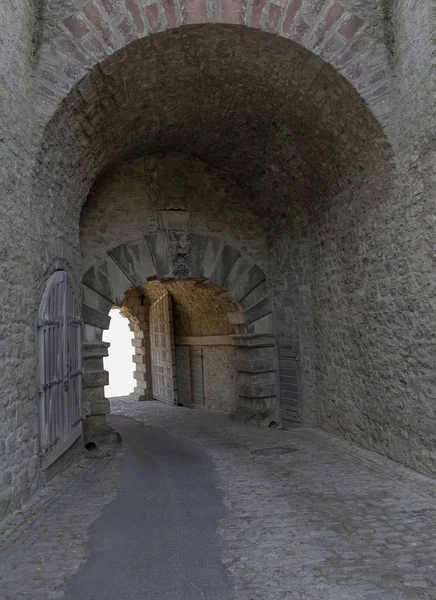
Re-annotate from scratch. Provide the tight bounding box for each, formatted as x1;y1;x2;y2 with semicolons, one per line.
307;0;436;473
175;344;238;412
80;153;270;276
80;153;298;412
0;0;45;518
1;0;436;523
203;345;238;412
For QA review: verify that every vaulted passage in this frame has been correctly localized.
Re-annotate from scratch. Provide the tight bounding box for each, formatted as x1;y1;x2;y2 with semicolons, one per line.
3;3;436;597
28;15;436;491
58;23;397;454
119;279;245;411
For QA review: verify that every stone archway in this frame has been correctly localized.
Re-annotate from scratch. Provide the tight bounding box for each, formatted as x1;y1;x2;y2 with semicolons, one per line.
35;1;393;131
81;223;278;440
30;4;418;478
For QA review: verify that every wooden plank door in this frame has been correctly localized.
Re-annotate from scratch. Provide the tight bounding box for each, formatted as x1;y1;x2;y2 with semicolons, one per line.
278;341;300;423
189;347;204;407
38;271;82;469
149;291;177;405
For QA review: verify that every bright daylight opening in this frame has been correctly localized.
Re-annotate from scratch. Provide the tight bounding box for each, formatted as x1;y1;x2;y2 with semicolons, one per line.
103;309;135;398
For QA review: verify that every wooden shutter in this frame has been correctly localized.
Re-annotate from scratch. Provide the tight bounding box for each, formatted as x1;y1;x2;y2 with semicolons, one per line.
278;341;300;423
38;271;82;469
189;347;204;407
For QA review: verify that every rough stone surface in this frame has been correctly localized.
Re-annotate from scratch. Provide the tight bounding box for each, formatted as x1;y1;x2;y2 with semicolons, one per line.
0;0;42;520
0;443;122;600
142;279;241;337
112;398;436;600
1;0;435;520
202;345;238;411
3;399;436;599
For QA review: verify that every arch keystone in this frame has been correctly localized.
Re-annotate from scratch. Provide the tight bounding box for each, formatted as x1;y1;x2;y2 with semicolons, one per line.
145;231;171;278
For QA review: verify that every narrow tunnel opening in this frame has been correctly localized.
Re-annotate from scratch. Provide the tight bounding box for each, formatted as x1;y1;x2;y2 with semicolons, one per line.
70;23;396;460
118;279;247;413
103;308;135;399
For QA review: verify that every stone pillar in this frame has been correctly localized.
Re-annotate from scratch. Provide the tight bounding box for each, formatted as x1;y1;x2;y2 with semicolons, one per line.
81;324;111;442
233;334;279;425
121;291;153;401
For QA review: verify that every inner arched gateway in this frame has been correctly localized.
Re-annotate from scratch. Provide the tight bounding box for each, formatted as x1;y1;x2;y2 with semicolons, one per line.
33;22;399;475
80;219;278;442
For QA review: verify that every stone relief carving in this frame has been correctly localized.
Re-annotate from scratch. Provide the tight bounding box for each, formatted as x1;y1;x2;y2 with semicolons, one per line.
168;228;192;279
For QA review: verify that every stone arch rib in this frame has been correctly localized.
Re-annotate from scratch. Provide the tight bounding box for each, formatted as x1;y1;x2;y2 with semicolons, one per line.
82;231;272;331
36;1;392;129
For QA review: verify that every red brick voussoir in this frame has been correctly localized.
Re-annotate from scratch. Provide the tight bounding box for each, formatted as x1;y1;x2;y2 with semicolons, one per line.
35;0;390;128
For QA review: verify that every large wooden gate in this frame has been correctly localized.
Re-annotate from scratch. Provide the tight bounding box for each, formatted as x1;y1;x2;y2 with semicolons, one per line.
38;271;82;469
150;291;177;405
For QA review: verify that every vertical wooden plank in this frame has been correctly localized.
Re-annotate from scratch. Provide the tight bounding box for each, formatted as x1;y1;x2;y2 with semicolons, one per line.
38;271;82;466
279;341;300;423
189;347;204;406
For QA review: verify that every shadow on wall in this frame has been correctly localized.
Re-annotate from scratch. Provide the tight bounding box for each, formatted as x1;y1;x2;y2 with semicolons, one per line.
103;309;135;397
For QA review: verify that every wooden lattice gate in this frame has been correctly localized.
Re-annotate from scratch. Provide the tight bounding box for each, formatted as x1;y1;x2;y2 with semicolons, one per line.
278;341;301;423
149;291;177;405
38;271;82;469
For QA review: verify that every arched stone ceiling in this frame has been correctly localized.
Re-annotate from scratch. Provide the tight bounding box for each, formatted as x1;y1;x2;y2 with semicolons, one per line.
36;24;392;220
38;0;392;127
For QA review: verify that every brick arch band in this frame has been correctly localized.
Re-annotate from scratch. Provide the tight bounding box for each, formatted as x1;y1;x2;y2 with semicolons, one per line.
36;0;392;129
81;229;278;441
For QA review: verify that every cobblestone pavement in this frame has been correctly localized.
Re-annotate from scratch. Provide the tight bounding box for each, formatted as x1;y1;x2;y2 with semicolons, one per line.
0;444;123;600
112;398;436;600
2;398;436;600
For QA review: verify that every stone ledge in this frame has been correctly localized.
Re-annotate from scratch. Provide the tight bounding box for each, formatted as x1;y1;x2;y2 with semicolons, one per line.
82;304;111;330
82;342;110;359
235;358;276;373
233;334;276;348
175;335;234;346
237;383;276;398
90;398;110;416
83;370;109;388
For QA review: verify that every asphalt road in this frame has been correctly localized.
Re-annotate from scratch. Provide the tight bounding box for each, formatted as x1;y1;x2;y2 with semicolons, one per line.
64;415;233;600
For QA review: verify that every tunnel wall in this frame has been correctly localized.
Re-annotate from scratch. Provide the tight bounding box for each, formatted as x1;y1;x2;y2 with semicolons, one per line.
309;153;435;472
80;154;271;278
0;1;435;522
80;154;299;419
203;345;238;412
0;0;46;518
302;0;436;472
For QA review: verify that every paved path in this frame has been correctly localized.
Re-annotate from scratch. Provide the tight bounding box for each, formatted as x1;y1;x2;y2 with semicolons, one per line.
64;415;232;600
2;398;436;600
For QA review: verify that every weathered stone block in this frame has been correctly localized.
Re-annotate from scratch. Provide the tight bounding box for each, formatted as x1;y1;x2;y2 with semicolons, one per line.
237;382;276;398
209;244;240;287
82;370;109;388
244;296;273;324
235;358;276;373
145;232;171;278
82;304;111;330
82;342;110;359
108;238;157;285
233;334;276;348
